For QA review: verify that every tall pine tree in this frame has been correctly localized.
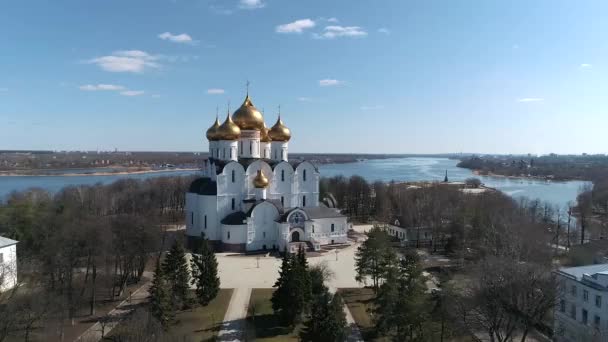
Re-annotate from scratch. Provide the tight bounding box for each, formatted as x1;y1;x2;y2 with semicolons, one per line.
301;288;347;342
149;262;174;330
190;234;220;306
272;246;312;327
373;251;429;341
163;240;192;309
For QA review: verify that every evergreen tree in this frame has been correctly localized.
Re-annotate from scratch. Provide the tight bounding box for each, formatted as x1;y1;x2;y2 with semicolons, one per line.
373;251;429;341
190;234;220;306
162;240;192;309
149;262;174;330
355;225;395;291
301;290;347;342
271;246;311;327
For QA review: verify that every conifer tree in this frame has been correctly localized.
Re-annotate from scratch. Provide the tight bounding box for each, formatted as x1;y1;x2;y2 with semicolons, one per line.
190;234;220;306
373;251;429;341
301;290;347;342
163;240;192;309
355;225;395;291
149;262;174;330
272;247;296;325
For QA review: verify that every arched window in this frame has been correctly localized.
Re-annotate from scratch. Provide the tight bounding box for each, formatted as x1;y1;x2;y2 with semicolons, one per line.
204;215;207;229
331;223;335;232
281;170;285;182
281;196;284;206
231;170;235;183
303;169;307;181
227;231;230;240
231;198;235;210
191;212;194;225
302;195;307;207
250;141;252;154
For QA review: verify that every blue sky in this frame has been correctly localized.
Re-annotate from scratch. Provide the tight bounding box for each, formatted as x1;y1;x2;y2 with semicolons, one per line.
1;0;607;154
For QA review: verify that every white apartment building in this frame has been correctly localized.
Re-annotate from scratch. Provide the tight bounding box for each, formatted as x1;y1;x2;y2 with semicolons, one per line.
0;236;18;292
555;264;608;341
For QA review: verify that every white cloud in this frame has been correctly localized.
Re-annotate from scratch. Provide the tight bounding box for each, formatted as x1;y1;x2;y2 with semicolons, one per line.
297;97;313;102
79;84;125;91
315;25;367;39
517;97;544;103
377;28;390;35
276;19;316;34
239;0;265;9
319;79;343;87
120;90;145;96
580;63;592;68
207;88;225;95
158;32;195;44
327;17;339;23
88;50;160;73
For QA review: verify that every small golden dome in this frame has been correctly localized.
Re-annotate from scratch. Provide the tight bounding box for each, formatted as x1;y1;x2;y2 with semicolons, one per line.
206;116;221;141
260;124;271;143
268;115;291;142
253;170;269;188
216;112;241;140
232;95;265;131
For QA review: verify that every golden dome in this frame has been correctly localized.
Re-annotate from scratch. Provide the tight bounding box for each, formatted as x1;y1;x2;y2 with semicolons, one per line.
253;170;269;188
260;124;271;143
268;115;291;142
216;112;241;140
232;95;265;131
206;116;221;141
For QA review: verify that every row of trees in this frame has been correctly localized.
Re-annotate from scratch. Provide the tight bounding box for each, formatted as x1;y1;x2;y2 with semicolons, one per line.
0;175;194;341
271;248;347;342
355;221;557;341
150;237;220;330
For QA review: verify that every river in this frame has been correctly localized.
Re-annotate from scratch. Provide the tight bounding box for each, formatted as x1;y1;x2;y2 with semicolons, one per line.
0;157;590;209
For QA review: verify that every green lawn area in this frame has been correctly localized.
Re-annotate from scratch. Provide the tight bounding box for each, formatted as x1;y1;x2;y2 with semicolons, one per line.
338;287;389;342
107;288;233;342
167;288;234;342
245;288;301;342
339;287;475;342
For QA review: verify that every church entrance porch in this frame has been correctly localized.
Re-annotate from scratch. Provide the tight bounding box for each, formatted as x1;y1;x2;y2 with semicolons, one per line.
291;231;300;242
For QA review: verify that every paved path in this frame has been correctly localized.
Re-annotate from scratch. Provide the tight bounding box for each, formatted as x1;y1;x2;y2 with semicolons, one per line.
75;274;152;342
217;287;252;342
213;225;372;342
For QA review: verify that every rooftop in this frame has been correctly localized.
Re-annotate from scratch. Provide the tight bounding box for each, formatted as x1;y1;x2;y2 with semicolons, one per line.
0;236;18;248
557;263;608;281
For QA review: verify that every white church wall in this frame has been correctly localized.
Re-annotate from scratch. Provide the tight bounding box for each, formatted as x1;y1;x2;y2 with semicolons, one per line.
295;162;319;207
247;202;280;251
270;162;295;207
221;223;247;246
185;192;198;237
0;244;17;292
199;195;219;241
217;162;245;218
310;217;348;245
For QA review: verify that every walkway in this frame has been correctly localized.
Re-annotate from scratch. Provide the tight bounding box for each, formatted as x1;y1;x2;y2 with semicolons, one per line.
216;287;251;342
75;273;152;342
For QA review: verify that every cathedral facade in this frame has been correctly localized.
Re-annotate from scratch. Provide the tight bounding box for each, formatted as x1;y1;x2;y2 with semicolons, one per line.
185;92;348;252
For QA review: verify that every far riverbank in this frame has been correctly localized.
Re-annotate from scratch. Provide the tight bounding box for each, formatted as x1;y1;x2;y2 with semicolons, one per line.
0;167;199;177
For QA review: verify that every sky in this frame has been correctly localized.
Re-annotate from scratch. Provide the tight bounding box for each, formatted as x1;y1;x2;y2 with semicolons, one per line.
1;0;607;155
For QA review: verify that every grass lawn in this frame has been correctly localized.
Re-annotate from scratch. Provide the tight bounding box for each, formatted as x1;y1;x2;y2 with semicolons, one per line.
107;288;233;342
339;287;389;342
339;287;476;342
245;288;301;342
167;288;233;342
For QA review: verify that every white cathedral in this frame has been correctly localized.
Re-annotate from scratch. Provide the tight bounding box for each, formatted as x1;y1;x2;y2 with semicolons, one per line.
185;92;349;252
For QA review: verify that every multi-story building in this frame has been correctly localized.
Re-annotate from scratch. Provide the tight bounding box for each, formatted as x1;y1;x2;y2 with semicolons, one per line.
185;91;349;252
555;264;608;341
0;236;18;292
